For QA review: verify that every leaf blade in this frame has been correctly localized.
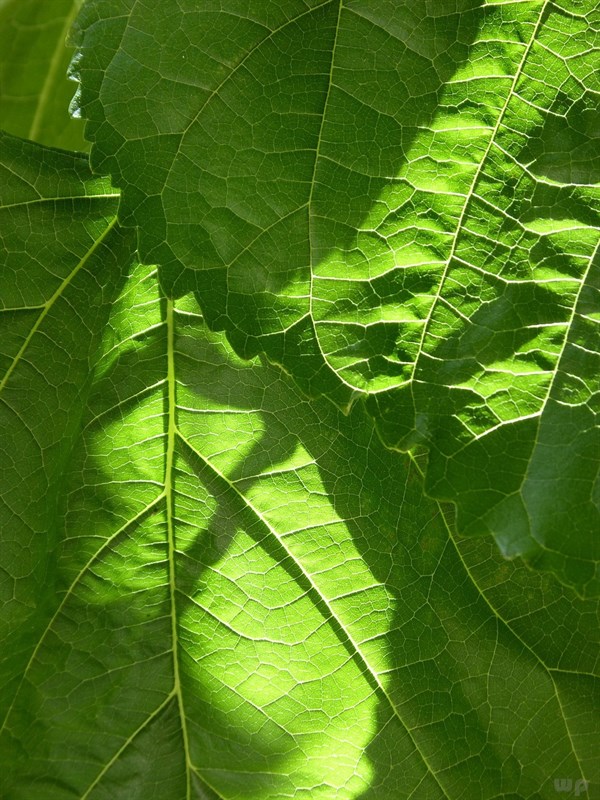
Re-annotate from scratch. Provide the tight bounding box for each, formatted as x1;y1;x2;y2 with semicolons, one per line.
1;139;597;793
0;0;88;150
70;0;600;593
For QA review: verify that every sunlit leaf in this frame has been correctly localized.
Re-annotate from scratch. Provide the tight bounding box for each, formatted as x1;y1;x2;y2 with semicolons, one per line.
70;0;600;595
2;132;598;799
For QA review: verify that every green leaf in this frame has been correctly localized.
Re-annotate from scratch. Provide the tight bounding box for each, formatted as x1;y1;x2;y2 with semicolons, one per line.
0;0;88;151
70;0;600;595
0;131;131;696
1;132;598;799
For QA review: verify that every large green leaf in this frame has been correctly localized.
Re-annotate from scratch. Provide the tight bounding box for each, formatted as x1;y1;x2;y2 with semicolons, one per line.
70;0;600;595
0;131;131;704
0;0;88;151
1;133;598;798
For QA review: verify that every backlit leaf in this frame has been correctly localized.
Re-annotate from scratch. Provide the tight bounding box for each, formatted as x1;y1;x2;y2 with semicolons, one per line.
70;0;600;594
1;132;598;799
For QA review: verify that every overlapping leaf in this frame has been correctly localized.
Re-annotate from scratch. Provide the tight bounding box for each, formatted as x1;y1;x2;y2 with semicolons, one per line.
0;0;88;151
2;133;598;798
70;0;600;595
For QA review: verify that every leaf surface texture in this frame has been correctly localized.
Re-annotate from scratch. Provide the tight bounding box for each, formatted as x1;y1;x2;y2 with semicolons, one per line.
0;0;88;151
70;0;600;594
1;132;599;799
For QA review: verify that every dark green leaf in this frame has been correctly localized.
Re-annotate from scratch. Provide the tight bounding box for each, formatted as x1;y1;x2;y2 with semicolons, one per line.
2;132;598;799
70;0;600;594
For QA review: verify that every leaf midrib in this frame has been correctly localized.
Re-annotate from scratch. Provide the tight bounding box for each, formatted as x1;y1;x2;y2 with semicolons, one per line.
165;297;193;800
